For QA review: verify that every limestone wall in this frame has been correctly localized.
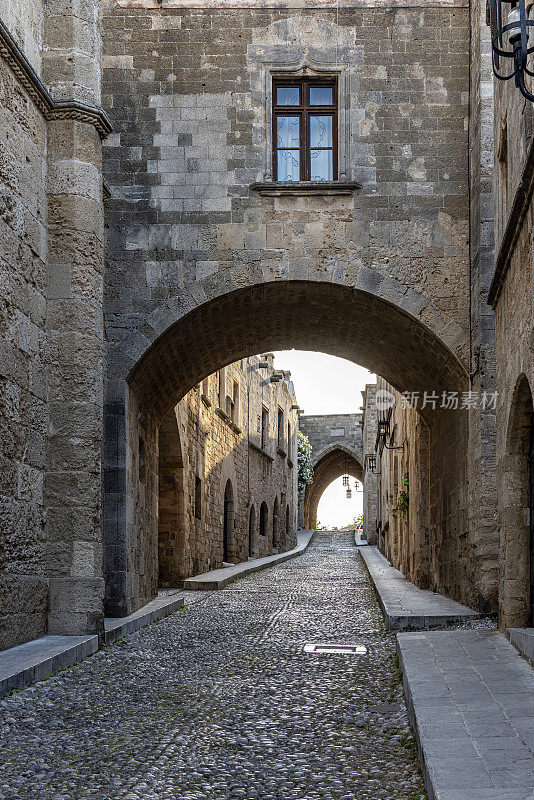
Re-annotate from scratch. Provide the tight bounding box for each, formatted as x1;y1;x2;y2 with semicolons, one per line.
0;46;49;651
489;1;534;628
113;354;298;615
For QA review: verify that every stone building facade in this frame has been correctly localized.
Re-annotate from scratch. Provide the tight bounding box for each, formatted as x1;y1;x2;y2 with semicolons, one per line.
487;0;534;629
131;353;298;616
364;378;431;590
4;0;533;654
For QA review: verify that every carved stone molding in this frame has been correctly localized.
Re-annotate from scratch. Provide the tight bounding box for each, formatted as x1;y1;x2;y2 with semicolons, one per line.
0;18;112;138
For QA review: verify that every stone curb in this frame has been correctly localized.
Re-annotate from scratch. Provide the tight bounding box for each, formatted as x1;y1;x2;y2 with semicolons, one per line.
358;545;479;630
104;592;185;645
508;626;534;666
183;530;314;590
0;635;99;700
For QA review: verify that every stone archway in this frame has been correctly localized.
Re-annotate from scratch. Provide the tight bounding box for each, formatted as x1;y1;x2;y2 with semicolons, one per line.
100;280;488;618
500;374;534;629
303;445;364;530
158;409;186;589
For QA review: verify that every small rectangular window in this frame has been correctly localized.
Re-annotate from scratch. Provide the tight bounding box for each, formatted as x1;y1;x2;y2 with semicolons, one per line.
273;78;337;182
277;408;284;447
195;476;202;520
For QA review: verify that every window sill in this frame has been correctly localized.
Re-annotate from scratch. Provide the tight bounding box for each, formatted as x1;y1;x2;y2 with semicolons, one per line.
249;441;274;462
250;181;361;197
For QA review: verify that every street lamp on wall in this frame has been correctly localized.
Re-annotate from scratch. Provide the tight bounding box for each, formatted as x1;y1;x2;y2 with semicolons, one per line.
490;0;534;101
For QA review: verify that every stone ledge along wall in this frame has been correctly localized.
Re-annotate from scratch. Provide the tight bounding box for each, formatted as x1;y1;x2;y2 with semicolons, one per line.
100;0;500;615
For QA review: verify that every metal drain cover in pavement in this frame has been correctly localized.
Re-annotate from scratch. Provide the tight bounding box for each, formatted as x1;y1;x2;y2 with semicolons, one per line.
304;643;367;655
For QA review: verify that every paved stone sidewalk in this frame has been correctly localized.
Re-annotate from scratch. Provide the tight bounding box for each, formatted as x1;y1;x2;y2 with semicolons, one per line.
359;547;479;630
0;533;426;800
398;629;534;800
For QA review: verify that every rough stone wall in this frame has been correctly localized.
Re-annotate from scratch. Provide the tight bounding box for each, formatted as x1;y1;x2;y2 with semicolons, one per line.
361;384;378;545
114;353;298;615
489;4;534;628
0;0;109;650
0;37;49;651
467;0;498;612
101;2;471;362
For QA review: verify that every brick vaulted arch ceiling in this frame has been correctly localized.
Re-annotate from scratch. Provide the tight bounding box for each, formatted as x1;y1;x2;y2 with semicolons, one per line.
125;280;468;422
304;447;363;530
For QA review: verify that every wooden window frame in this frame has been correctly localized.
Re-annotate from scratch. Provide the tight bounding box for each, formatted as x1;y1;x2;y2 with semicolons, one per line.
272;78;338;182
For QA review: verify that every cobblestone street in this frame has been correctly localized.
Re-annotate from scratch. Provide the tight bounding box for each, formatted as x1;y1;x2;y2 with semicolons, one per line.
0;533;426;800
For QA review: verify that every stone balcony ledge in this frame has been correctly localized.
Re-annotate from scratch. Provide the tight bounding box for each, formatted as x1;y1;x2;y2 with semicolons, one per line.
250;180;361;197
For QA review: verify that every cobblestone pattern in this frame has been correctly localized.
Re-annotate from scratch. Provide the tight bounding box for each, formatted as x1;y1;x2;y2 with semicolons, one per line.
0;533;426;800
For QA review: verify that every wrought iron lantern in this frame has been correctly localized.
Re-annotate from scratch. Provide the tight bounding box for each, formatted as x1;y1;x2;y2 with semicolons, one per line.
365;453;380;475
342;474;349;487
346;487;352;499
490;0;534;101
377;419;390;441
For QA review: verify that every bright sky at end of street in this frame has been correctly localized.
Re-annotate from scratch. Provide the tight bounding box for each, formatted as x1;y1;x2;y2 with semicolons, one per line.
272;350;375;529
271;350;375;417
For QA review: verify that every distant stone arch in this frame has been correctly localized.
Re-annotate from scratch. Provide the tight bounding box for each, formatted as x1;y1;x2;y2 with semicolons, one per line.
303;445;363;530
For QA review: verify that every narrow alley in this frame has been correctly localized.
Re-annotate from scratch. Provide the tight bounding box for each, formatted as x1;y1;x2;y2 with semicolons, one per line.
0;534;426;800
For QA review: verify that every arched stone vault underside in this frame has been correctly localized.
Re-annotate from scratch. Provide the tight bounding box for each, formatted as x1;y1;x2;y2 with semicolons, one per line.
304;447;363;530
120;280;469;423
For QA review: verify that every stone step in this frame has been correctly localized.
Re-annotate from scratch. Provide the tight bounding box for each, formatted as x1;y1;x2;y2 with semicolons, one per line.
359;545;480;630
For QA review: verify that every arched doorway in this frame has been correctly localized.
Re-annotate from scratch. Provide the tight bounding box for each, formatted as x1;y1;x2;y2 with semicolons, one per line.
501;375;534;628
259;502;268;539
158;409;186;589
223;480;234;564
248;506;256;558
273;497;279;551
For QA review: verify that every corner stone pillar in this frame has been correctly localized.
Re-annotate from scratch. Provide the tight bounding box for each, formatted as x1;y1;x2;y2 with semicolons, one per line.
43;0;109;636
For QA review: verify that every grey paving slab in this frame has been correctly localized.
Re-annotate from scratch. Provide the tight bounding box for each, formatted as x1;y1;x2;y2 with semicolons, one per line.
0;634;98;700
359;545;480;630
183;529;314;589
398;629;534;800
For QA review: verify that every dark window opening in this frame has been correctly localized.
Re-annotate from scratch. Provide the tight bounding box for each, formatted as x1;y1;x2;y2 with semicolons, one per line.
277;408;284;447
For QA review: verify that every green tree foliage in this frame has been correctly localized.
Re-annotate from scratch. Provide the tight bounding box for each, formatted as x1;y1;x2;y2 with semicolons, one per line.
297;430;314;493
